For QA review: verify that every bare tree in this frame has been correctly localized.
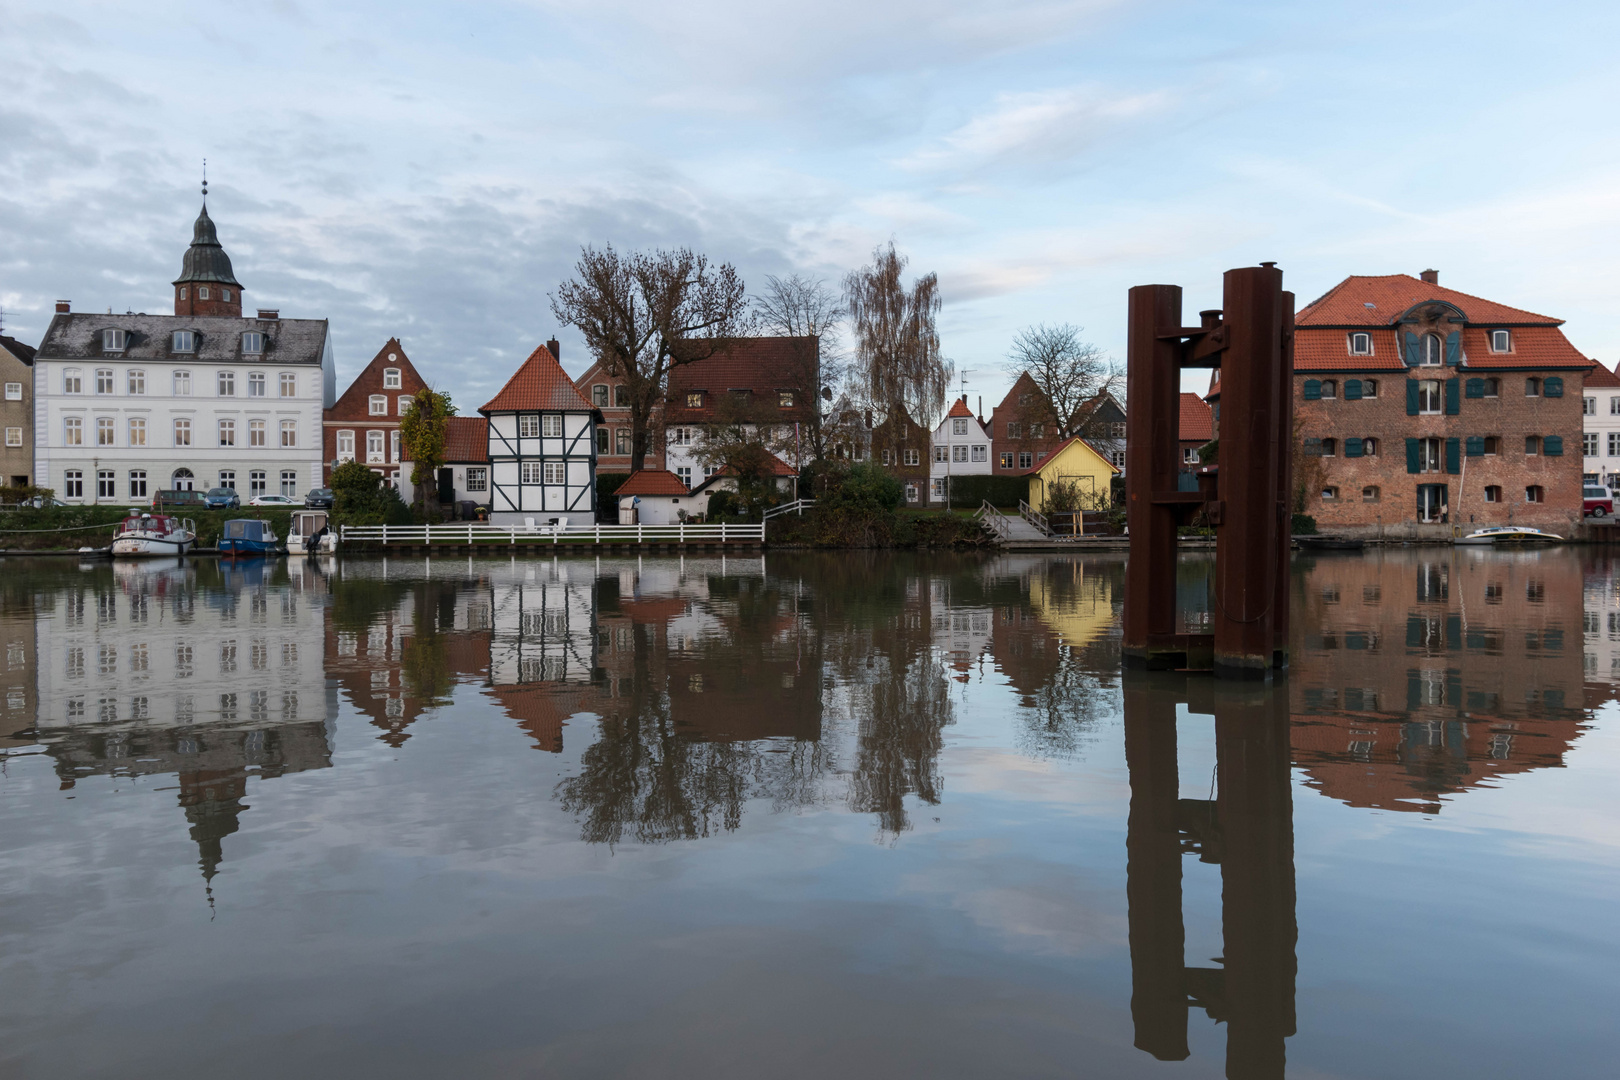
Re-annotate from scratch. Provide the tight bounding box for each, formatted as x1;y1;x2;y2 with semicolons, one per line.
755;273;845;461
845;242;952;433
551;245;751;471
1006;324;1120;439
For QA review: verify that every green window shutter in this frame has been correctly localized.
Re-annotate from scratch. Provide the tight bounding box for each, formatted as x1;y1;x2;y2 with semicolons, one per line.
1404;331;1421;367
1466;435;1484;457
1445;331;1461;366
1405;437;1420;473
1405;379;1420;415
1344;378;1362;400
1466;378;1484;398
1445;378;1460;415
1545;435;1564;456
1303;379;1321;401
1446;437;1460;474
1544;376;1564;397
1446;615;1462;649
1345;437;1363;457
1406;619;1423;649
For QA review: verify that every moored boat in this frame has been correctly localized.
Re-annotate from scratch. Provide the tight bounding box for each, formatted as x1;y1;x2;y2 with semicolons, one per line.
287;510;336;555
219;518;283;557
111;513;196;557
1455;525;1562;546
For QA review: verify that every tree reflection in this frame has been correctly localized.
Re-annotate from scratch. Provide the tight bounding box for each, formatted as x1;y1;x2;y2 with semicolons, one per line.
848;649;953;835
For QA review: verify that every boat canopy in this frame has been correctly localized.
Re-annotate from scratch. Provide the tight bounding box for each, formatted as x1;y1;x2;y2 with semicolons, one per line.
120;513;179;533
223;519;275;542
291;511;329;535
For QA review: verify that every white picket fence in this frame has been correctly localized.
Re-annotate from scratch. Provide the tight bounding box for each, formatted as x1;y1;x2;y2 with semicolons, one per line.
340;521;765;546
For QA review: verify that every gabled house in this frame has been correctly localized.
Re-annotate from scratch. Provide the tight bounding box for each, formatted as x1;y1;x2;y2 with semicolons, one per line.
323;337;431;487
1581;360;1620;489
1179;393;1214;471
663;337;818;489
990;373;1065;474
0;332;36;488
1022;437;1119;516
929;396;992;504
871;408;930;505
480;342;599;527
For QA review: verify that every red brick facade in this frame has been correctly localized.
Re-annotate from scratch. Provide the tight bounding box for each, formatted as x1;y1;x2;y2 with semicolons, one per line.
322;338;431;484
989;372;1066;473
573;355;663;473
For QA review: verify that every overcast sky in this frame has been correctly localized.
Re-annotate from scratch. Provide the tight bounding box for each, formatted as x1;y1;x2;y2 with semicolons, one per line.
2;0;1616;409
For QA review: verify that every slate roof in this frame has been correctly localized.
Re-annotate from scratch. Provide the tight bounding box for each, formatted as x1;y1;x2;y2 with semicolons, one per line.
663;337;817;423
481;343;594;413
616;469;691;496
444;416;489;462
0;334;36;365
1297;274;1561;327
173;203;242;288
36;311;327;365
1179;393;1213;442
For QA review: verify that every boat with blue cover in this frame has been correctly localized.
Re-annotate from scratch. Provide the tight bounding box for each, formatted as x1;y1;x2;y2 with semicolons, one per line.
218;518;283;556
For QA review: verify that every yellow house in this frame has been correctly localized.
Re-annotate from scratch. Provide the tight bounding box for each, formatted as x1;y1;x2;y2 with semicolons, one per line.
1023;437;1119;518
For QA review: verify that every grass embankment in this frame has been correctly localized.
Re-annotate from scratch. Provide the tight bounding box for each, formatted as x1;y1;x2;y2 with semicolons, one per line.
0;505;298;550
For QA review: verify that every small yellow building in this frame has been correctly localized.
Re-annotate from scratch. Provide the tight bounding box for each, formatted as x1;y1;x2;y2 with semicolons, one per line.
1023;437;1119;517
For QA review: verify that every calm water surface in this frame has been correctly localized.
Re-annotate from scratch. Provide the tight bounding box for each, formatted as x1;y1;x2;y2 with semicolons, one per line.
1;549;1616;1078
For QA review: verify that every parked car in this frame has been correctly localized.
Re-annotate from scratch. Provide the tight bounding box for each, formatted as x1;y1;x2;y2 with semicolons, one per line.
152;489;207;510
1583;486;1614;518
303;488;335;509
248;493;299;507
203;487;241;510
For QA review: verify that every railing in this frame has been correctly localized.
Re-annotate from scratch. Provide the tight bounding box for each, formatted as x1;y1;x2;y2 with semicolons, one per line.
1019;500;1054;537
762;499;816;521
340;521;765;546
975;500;1013;540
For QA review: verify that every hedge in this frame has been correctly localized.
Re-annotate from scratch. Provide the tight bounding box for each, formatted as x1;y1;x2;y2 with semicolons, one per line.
944;474;1029;509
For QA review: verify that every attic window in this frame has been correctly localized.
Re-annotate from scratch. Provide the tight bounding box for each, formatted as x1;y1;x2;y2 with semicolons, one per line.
172;330;196;353
1363;302;1376;309
1349;332;1372;355
686;392;703;408
778;391;794;408
241;332;264;355
384;368;402;389
1491;330;1511;352
102;329;126;353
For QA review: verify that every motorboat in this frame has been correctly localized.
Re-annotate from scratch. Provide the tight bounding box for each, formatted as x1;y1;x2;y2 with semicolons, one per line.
111;512;196;557
219;518;283;557
1455;526;1563;546
287;510;337;555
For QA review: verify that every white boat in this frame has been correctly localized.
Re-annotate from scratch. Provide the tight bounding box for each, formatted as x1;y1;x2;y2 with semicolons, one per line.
1455;525;1562;546
287;510;337;555
110;512;196;556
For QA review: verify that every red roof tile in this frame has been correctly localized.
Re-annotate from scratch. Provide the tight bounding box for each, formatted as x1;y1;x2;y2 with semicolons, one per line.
615;469;690;496
1586;360;1620;388
947;397;975;418
717;451;798;477
1297;274;1562;326
664;337;818;423
443;416;487;462
1179;393;1213;441
1293;325;1588;372
481;343;594;413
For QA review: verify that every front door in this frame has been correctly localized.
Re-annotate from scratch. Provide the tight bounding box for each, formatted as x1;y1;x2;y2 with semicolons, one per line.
438;468;455;504
172;468;195;492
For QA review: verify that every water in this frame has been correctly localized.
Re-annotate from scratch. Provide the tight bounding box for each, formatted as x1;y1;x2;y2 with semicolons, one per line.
0;549;1615;1079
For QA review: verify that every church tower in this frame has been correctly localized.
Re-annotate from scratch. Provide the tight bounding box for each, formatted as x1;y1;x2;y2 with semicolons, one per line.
172;196;244;318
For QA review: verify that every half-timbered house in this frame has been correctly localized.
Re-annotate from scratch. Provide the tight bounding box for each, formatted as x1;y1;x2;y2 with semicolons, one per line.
480;342;599;527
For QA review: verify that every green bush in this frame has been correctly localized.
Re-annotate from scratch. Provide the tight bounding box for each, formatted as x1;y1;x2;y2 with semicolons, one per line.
1291;513;1318;535
330;461;411;528
818;462;904;513
945;474;1028;509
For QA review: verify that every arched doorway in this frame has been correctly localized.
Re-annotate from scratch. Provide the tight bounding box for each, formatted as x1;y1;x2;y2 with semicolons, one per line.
171;468;195;492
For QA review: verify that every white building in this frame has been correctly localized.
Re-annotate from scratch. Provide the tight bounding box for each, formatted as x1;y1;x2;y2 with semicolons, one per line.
929;396;992;504
480;342;599;527
32;201;333;502
1581;360;1620;489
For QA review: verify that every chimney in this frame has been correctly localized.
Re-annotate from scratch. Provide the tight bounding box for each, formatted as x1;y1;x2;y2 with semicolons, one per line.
55;300;70;313
256;309;280;320
547;337;561;361
1420;269;1438;285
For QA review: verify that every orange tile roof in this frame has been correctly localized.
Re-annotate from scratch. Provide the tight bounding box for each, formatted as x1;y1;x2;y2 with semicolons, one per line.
615;469;690;496
443;416;487;462
1179;393;1213;441
1586;360;1620;388
1297;274;1562;326
946;397;975;418
717;451;798;477
480;342;594;413
1293;325;1588;372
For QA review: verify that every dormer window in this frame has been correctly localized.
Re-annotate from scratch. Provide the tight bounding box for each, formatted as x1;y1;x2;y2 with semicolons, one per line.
102;329;126;353
1491;330;1512;352
778;391;795;408
1420;334;1443;366
172;330;196;353
384;368;402;389
686;392;703;408
1349;332;1372;355
241;331;264;355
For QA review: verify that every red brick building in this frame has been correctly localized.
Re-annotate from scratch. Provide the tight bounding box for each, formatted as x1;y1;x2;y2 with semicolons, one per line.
322;338;431;486
1179;393;1213;471
662;337;818;488
1294;272;1590;538
989;372;1065;474
572;347;664;474
870;410;931;505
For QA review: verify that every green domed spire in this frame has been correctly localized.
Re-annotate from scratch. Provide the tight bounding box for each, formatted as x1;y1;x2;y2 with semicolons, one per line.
172;201;242;288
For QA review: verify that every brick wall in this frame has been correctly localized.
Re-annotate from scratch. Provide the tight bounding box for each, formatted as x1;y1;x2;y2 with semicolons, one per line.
323;340;430;481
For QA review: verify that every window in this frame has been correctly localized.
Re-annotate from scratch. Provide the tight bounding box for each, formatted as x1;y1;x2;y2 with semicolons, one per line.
542;414;563;437
219;470;236;490
1320;437;1337;457
674;466;692;487
281;470;298;497
222;289;232;302
1609;433;1620;458
1585;433;1600;456
616;429;631;455
1484;485;1502;503
249;419;266;447
1183;447;1200;464
1526;485;1545;503
520;461;542;484
218;371;235;396
1007;422;1022;438
778;391;794;408
174;418;191;447
398;396;411;416
544;462;565;484
970;444;987;462
686;392;703;408
129;471;147;498
64;417;82;445
999;452;1014;469
518;414;540;437
3;428;19;447
1418;379;1442;414
95;368;114;394
596;427;610;453
1585;397;1597;415
248;371;265;397
1019;451;1033;470
64;369;82;394
1416;483;1448;523
1110;449;1126;468
933;445;947;463
591;384;609;408
1491;330;1511;352
952;418;968;435
1363;437;1378;456
95;470;114;497
952;445;968;462
173;330;197;354
102;329;126;353
366;431;384;462
1029;423;1044;438
369;395;387;415
384;368;402;389
218;419;236;446
198;287;209;300
242;332;264;354
3;382;18;401
250;471;267;496
1362;485;1380;502
338;430;355;459
905;483;919;504
1349;332;1372;355
1418;437;1442;472
280;420;295;448
1612;397;1620;416
96;417;114;446
1420;333;1442;366
173;370;192;396
1363;379;1378;398
1525;377;1541;397
64;470;83;498
1479;378;1498;398
1525;435;1540;456
1483;436;1499;455
903;449;920;466
931;478;946;499
668;427;691;446
465;467;487;492
1320;379;1337;399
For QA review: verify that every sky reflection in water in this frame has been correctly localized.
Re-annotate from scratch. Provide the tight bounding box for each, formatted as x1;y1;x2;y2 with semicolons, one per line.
0;549;1616;1079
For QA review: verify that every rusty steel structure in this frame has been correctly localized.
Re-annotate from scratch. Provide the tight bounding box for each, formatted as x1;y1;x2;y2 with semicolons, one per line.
1123;264;1295;678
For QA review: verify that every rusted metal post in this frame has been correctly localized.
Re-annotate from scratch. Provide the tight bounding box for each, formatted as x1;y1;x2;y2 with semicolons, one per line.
1271;292;1296;668
1123;285;1184;668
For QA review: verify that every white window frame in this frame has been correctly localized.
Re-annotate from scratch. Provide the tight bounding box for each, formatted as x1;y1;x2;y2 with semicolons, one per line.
1419;437;1443;473
970;445;987;462
64;417;82;446
129;471;147;498
542;414;563;437
3;382;19;401
96;417;115;446
173;370;192;396
1418;379;1442;415
3;427;20;447
280;372;297;398
280;470;298;497
129;417;146;447
520;461;543;484
1585;397;1597;415
1349;332;1372;355
102;329;125;353
242;332;264;355
398;396;411;416
369;395;387;415
933;446;947;463
217;371;235;397
248;371;266;397
95;368;114;395
1491;330;1511;352
591;384;609;408
337;430;355;460
64;470;83;498
1420;334;1443;366
249;470;267;496
249;419;266;447
218;419;236;447
174;419;191;447
366;430;385;463
96;470;115;499
172;330;196;353
383;368;402;389
952;418;968;435
519;415;540;438
543;461;566;484
63;369;82;395
282;420;298;448
904;449;920;466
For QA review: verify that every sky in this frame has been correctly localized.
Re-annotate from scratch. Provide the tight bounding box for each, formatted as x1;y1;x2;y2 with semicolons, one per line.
2;0;1618;410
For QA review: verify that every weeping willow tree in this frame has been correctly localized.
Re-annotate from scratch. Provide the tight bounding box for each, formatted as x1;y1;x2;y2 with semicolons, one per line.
845;242;952;434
